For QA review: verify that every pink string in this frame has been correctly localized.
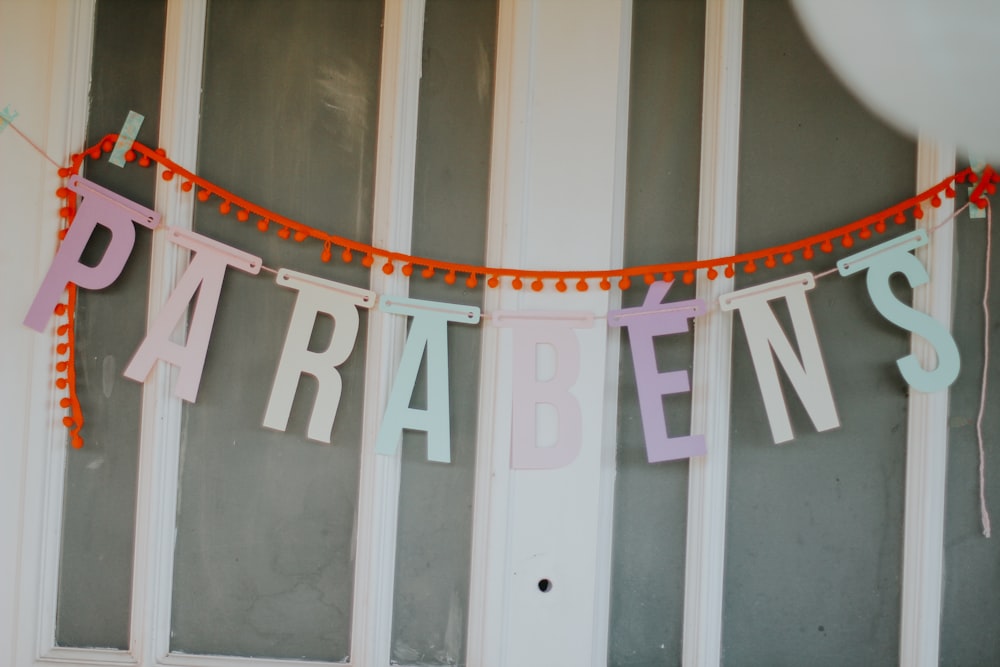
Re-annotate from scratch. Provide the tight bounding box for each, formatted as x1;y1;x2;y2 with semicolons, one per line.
977;200;993;538
4;121;62;169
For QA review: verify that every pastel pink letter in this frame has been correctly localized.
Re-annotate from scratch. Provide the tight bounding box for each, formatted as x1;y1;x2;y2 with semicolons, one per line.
24;175;160;331
495;312;590;470
608;281;706;462
123;228;261;402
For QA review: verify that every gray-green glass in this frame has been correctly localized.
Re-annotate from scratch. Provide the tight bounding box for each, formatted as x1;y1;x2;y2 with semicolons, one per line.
390;1;497;664
608;1;705;665
56;0;167;649
721;2;915;665
940;163;1000;664
169;0;382;660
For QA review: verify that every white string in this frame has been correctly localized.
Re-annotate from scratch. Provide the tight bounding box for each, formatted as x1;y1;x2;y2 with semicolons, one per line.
976;200;993;538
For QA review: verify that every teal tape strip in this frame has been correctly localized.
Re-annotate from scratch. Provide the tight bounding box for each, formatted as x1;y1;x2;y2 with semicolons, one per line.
108;110;144;167
0;105;19;135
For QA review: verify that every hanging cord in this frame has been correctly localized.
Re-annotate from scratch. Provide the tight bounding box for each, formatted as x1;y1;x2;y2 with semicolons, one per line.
5;121;63;168
976;200;993;537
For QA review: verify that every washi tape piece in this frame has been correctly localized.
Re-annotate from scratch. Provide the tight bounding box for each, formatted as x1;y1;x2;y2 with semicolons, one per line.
108;110;144;167
0;105;19;135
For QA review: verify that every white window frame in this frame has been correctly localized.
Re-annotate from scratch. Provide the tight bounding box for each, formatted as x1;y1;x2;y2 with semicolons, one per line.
2;1;957;666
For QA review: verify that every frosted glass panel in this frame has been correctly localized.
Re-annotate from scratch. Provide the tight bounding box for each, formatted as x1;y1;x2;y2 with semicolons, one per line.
390;1;496;664
56;0;166;649
940;169;1000;664
608;1;705;665
168;0;383;661
721;2;915;665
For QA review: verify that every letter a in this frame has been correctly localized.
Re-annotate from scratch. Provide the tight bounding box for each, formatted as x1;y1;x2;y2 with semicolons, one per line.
374;296;481;463
123;228;261;402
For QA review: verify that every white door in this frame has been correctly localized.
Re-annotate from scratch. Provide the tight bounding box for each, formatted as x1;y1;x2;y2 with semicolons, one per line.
2;1;993;666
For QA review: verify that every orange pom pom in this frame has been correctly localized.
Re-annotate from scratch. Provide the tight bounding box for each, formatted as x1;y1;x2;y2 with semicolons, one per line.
219;201;231;214
743;261;756;274
71;435;84;449
197;189;211;202
724;264;735;278
294;231;308;242
342;248;353;263
125;149;136;163
576;279;588;291
643;273;655;285
765;255;776;268
402;263;414;276
512;276;523;290
236;209;249;222
599;277;611;290
161;170;174;181
138;156;151;168
682;270;695;284
362;254;374;268
531;278;544;291
253;218;266;232
59;397;71;408
382;261;395;275
445;271;456;285
555;279;567;292
707;267;719;280
618;277;631;290
820;239;833;253
277;227;290;239
181;181;193;192
802;246;814;260
466;274;478;288
422;266;435;279
488;275;500;288
101;140;114;153
62;416;74;427
321;247;332;262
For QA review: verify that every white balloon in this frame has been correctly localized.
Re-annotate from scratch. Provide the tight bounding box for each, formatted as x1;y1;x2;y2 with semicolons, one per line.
791;0;1000;159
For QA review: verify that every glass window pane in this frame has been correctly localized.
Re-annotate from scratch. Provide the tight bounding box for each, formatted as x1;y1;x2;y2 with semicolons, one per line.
721;2;915;664
56;0;167;649
608;1;705;665
941;166;1000;664
168;0;383;661
390;1;497;664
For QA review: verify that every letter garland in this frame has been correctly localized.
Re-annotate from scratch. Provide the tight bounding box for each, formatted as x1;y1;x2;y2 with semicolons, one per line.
29;134;999;451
